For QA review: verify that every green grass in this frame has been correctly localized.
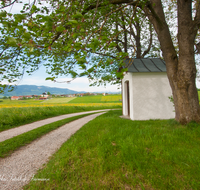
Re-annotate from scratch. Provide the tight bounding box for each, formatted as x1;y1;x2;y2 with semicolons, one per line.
0;112;99;158
198;90;200;101
101;94;122;102
0;99;43;105
68;95;103;103
0;105;121;132
68;95;122;103
41;97;76;103
24;110;200;190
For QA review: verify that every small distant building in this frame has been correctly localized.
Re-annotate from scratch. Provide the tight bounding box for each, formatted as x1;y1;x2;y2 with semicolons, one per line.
11;96;19;100
18;96;24;100
39;97;47;100
25;95;33;99
122;58;175;121
40;92;49;98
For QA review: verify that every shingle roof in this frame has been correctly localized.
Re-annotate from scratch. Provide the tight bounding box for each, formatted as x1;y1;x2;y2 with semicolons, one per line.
124;58;166;72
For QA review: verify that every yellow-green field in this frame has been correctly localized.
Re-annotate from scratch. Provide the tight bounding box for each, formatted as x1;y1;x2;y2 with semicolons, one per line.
43;97;76;103
0;95;122;108
101;95;122;102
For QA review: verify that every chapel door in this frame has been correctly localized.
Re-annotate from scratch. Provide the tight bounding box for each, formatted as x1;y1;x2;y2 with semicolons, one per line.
125;81;130;116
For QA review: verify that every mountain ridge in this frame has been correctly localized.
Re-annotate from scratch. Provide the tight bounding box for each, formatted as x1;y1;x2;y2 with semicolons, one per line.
0;85;85;96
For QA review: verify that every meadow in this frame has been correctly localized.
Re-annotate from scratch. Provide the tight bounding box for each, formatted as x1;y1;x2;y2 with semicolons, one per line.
0;95;122;132
24;110;200;190
1;94;200;189
0;94;122;108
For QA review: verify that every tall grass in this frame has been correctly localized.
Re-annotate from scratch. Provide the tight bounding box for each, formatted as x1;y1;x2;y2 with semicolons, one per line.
24;110;200;189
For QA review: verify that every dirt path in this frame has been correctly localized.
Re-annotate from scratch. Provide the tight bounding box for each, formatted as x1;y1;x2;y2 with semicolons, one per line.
0;109;110;143
0;112;105;190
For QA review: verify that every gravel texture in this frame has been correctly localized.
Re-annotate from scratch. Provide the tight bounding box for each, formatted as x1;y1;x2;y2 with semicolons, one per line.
0;109;110;143
0;112;105;190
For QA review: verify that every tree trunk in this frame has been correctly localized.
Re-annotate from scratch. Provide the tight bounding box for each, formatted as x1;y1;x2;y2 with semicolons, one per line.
144;0;200;124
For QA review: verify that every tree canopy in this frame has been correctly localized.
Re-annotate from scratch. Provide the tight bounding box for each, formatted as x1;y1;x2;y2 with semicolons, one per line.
0;0;161;90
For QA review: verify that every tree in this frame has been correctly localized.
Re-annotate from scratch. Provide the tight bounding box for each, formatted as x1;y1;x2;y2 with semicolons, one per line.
0;0;200;124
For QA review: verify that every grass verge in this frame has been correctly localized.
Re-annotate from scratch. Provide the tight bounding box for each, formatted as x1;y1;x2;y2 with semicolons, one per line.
0;112;100;158
0;105;121;132
24;110;200;190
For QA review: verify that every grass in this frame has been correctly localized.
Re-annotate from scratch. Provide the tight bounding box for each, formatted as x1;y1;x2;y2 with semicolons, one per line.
24;110;200;190
0;112;100;158
68;95;103;103
101;95;122;102
41;97;76;103
0;105;121;132
198;90;200;101
0;96;122;108
68;95;122;103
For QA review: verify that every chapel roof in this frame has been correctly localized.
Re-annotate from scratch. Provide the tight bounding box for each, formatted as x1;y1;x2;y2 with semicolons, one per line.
124;58;166;72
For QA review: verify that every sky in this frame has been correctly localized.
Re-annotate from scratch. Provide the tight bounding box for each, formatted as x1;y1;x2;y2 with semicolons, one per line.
1;1;200;92
16;66;121;93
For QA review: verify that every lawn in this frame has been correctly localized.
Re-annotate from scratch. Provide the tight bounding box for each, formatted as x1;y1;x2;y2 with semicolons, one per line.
24;110;200;190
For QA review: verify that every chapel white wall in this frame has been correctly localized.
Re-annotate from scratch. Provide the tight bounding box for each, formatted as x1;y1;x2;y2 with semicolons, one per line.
122;72;175;120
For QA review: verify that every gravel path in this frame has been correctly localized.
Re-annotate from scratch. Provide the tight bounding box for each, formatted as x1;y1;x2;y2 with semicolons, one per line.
0;112;105;190
0;109;110;143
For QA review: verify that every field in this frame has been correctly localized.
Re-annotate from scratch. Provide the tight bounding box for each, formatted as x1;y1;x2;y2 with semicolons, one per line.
0;94;122;108
0;95;122;132
1;94;200;189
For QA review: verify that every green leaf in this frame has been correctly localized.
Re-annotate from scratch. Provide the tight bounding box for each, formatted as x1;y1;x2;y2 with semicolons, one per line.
108;42;117;48
69;71;78;78
90;38;100;51
76;57;86;64
45;77;55;81
68;20;78;25
79;71;87;77
7;37;17;45
23;32;31;40
72;12;83;19
0;11;7;18
56;26;65;32
14;14;26;22
29;47;34;52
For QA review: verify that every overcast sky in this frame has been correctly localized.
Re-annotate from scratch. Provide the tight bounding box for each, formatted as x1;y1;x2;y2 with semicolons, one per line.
16;66;121;92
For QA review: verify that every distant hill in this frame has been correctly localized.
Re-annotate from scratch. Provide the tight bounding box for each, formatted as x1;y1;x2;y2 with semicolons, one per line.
0;85;84;96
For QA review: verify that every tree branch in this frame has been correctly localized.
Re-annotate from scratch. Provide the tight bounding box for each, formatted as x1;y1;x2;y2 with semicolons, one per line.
83;0;136;14
94;52;116;58
0;0;18;9
142;23;153;57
